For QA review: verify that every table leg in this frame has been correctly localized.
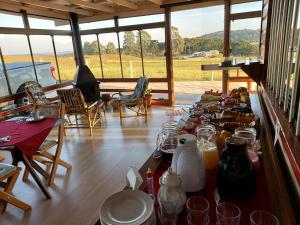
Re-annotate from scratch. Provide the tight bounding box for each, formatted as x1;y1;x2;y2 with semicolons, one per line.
21;153;51;199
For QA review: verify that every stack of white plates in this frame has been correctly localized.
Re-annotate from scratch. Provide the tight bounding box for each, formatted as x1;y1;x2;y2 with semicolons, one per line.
99;190;156;225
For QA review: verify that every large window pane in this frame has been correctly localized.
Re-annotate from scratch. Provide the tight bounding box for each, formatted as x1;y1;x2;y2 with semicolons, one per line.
0;11;24;28
53;36;76;81
172;6;224;90
231;1;263;14
82;34;103;78
30;35;58;87
79;20;114;30
142;28;166;78
0;34;36;93
230;17;261;78
119;14;164;26
98;33;122;78
0;62;10;97
28;16;70;30
119;31;143;78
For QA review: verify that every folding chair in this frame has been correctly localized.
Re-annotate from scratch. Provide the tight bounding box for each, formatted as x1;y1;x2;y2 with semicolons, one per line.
23;103;72;186
0;164;31;213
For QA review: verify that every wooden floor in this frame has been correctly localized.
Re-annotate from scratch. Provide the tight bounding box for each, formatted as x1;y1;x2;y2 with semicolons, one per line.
0;105;187;225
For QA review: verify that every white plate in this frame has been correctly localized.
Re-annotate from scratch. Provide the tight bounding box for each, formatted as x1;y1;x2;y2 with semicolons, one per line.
100;190;154;225
26;116;45;123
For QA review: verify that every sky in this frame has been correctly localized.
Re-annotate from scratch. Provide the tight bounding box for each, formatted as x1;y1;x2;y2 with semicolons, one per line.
0;1;262;55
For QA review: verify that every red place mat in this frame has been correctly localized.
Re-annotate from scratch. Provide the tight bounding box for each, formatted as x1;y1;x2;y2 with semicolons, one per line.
143;160;272;225
0;118;57;157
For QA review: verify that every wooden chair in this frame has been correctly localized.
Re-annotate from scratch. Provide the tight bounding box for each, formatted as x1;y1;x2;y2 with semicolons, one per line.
0;164;31;213
113;77;149;123
23;103;72;186
57;88;104;135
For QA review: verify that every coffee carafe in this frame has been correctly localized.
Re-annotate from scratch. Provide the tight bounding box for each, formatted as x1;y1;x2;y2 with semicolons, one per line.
171;134;206;192
216;136;256;199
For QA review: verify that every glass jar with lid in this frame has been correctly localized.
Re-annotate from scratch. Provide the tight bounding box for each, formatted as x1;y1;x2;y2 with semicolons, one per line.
196;124;219;169
156;121;179;161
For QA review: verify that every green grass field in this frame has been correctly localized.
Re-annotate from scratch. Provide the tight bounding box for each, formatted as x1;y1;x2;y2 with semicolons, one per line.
5;54;246;81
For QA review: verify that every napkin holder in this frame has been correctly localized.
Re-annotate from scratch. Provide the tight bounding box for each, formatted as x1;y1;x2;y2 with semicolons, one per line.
126;166;143;190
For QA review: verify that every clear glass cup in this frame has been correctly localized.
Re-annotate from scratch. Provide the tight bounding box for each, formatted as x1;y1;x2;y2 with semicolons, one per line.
158;192;180;225
186;196;209;225
216;202;241;225
250;210;279;225
234;127;257;151
187;212;210;225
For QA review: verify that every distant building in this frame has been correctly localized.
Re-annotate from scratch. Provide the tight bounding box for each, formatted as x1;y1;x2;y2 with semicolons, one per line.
191;50;219;57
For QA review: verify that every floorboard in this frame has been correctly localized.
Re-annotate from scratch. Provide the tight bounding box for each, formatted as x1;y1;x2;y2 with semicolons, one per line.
0;105;183;225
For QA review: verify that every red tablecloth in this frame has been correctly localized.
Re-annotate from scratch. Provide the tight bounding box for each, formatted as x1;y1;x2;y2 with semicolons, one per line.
0;118;57;157
144;160;272;225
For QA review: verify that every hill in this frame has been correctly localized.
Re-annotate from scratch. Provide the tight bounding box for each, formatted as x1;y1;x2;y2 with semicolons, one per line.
201;29;260;42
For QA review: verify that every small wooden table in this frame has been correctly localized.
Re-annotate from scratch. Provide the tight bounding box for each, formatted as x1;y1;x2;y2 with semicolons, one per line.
0;118;65;199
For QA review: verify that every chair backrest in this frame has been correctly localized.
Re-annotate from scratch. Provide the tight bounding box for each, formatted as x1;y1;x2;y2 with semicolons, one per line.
57;88;87;114
24;81;47;104
132;77;149;99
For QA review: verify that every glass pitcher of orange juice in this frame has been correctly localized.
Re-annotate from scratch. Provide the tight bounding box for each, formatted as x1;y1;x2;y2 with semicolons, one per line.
196;125;219;169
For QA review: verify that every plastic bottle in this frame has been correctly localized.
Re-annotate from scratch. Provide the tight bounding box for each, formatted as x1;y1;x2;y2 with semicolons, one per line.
146;168;155;201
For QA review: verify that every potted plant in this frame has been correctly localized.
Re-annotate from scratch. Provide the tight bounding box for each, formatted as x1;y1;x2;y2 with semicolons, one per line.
145;88;152;107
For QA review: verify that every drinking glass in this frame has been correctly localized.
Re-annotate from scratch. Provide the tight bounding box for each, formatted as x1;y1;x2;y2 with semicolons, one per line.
158;194;179;225
216;202;241;225
186;196;209;225
234;127;257;151
250;210;279;225
187;212;209;225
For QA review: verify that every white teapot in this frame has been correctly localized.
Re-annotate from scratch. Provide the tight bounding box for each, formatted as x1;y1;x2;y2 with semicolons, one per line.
157;167;186;213
171;134;206;192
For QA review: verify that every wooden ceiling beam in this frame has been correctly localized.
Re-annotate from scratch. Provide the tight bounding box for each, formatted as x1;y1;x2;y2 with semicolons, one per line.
64;0;114;13
0;1;70;20
15;0;94;16
78;5;163;23
147;0;162;5
110;0;138;10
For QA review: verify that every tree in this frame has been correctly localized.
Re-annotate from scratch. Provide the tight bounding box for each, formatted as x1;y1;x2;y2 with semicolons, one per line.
106;42;116;54
123;31;137;56
171;26;184;56
136;31;151;55
83;41;106;55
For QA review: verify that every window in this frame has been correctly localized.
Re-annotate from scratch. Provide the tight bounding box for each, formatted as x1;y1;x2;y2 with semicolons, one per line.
79;20;114;30
82;34;103;78
230;17;262;79
0;62;10;97
0;11;24;28
28;16;71;30
53;36;76;81
119;31;143;78
30;35;58;86
141;28;166;78
172;6;224;89
231;1;263;14
98;33;122;78
119;14;164;26
0;34;36;93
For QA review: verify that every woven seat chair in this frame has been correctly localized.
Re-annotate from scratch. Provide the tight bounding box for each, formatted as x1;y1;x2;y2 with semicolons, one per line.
57;88;104;135
24;81;59;114
113;77;149;123
22;103;71;186
0;163;31;213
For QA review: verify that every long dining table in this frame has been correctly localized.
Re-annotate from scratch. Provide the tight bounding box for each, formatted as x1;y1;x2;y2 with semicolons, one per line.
0;117;64;199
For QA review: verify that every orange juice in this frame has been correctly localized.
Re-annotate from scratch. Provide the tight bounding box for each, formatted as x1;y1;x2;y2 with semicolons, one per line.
202;147;219;169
